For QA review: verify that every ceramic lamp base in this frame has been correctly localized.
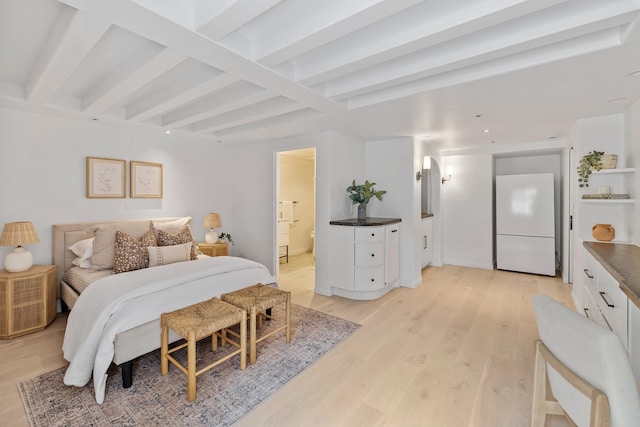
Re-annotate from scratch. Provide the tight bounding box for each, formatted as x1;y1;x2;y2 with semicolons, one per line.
4;247;33;272
205;230;219;244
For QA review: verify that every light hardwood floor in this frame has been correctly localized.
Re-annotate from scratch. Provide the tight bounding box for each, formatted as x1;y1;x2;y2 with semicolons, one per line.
1;254;573;427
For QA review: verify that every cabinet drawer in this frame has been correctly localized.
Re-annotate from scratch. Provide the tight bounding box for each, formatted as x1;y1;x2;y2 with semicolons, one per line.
354;242;384;267
355;266;385;291
582;249;598;296
597;266;628;349
355;227;384;243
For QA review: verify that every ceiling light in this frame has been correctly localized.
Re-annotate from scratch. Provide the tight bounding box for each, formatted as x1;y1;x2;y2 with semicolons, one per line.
483;129;490;133
165;130;171;134
475;114;483;118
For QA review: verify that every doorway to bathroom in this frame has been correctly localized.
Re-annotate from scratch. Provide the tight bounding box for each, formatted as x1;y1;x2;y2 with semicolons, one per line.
275;147;316;297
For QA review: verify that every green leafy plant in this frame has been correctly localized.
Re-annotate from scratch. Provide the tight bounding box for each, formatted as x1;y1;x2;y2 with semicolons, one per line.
346;179;386;207
218;232;234;245
577;150;604;188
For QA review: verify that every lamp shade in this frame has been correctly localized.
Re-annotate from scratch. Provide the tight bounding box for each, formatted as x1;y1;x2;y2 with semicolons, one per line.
0;221;39;246
203;213;221;229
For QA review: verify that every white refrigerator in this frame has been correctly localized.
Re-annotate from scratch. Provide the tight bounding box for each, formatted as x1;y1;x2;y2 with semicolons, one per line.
496;173;556;276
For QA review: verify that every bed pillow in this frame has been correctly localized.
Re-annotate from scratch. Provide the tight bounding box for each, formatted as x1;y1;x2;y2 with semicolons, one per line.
91;221;152;270
147;242;192;267
68;237;94;269
113;230;158;274
151;217;192;235
157;225;198;260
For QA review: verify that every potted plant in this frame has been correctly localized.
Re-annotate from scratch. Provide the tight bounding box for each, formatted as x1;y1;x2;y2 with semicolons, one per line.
577;150;605;188
346;179;386;220
218;232;234;245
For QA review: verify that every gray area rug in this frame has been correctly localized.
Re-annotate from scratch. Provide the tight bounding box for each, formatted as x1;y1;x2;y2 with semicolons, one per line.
19;304;359;426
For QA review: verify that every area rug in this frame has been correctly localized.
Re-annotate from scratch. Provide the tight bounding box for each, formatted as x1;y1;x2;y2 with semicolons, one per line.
19;304;359;427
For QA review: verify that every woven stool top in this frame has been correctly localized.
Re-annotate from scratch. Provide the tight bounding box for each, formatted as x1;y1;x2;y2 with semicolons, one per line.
222;283;289;312
161;297;245;340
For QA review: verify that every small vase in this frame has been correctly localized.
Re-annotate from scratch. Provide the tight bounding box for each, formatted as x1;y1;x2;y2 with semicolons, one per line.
592;224;615;241
357;204;367;220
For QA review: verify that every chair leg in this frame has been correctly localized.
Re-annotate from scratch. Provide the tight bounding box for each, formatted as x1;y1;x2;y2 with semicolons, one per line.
531;340;548;427
160;319;169;376
187;332;196;401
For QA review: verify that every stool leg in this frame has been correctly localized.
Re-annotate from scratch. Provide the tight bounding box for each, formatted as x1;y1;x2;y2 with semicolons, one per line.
250;306;257;364
161;318;168;375
240;311;247;370
285;294;291;343
212;331;218;350
187;331;196;401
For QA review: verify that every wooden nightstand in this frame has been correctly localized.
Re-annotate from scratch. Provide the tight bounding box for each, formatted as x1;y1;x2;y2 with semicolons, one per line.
198;241;229;257
0;265;57;339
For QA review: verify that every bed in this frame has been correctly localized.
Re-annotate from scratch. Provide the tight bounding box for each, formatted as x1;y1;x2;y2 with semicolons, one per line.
53;217;276;404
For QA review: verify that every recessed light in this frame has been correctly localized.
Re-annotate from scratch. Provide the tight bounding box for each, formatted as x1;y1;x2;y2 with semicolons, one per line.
548;135;557;139
629;70;640;77
91;117;99;121
475;114;483;118
491;140;496;144
483;129;490;133
165;130;171;134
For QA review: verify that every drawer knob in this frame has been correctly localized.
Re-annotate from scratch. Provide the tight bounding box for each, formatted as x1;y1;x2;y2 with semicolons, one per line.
371;233;375;237
371;253;375;257
371;278;375;282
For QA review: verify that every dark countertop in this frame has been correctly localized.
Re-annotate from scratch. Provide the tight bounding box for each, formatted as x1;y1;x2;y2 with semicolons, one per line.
330;217;402;226
583;241;640;308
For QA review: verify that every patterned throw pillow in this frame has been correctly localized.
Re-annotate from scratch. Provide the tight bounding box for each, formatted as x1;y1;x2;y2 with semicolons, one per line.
157;225;198;260
113;230;158;274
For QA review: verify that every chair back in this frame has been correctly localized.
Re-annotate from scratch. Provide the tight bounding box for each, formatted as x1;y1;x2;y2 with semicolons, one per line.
532;294;640;427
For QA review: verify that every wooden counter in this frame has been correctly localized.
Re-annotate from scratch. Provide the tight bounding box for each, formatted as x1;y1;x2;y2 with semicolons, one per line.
583;241;640;308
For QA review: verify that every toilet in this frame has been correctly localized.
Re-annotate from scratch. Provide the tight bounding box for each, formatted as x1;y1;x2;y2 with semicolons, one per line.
310;230;315;257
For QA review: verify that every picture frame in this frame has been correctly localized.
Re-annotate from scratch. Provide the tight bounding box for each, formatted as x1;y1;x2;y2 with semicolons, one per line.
86;157;126;198
130;161;163;198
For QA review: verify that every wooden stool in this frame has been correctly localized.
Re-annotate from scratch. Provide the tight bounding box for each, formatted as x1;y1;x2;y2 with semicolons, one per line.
160;297;246;401
222;283;291;364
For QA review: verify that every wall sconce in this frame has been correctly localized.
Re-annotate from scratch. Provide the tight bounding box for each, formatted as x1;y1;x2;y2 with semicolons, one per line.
442;166;453;184
416;156;431;181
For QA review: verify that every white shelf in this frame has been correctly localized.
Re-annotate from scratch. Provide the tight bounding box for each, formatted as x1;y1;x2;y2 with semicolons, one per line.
581;199;635;204
591;168;635;174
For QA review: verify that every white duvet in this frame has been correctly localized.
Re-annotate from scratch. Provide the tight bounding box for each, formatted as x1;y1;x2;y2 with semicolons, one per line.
62;256;275;403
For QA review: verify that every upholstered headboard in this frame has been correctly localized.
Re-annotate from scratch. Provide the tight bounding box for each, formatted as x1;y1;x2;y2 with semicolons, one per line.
52;217;188;295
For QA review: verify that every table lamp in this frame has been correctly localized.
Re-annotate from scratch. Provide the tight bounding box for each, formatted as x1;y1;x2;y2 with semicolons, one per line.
0;221;40;272
203;213;221;243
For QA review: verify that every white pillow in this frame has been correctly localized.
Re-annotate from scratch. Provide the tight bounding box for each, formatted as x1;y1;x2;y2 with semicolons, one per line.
151;217;192;234
147;242;192;267
69;238;94;269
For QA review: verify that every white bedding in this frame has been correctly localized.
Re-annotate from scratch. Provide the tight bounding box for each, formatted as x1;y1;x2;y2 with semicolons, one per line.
62;256;275;404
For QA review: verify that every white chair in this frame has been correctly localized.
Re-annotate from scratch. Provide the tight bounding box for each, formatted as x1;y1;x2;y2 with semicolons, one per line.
531;294;640;427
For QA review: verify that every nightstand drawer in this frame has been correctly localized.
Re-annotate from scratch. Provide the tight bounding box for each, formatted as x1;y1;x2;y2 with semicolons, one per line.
198;242;229;257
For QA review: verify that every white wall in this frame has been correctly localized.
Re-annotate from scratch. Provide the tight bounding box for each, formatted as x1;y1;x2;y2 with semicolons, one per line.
441;154;494;269
365;137;417;286
625;99;640;244
228;131;365;296
0;107;226;268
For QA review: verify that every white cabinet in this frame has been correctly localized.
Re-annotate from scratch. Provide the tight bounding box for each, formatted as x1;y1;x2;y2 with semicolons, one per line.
329;222;400;300
629;302;640;378
597;265;628;349
579;247;630;350
420;217;433;268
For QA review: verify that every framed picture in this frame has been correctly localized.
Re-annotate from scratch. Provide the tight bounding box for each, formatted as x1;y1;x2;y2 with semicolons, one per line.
86;157;126;198
130;161;163;198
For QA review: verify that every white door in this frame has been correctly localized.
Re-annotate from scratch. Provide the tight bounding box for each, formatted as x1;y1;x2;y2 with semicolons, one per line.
385;224;400;285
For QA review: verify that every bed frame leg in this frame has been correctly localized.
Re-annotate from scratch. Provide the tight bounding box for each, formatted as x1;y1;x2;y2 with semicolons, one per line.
121;361;133;388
